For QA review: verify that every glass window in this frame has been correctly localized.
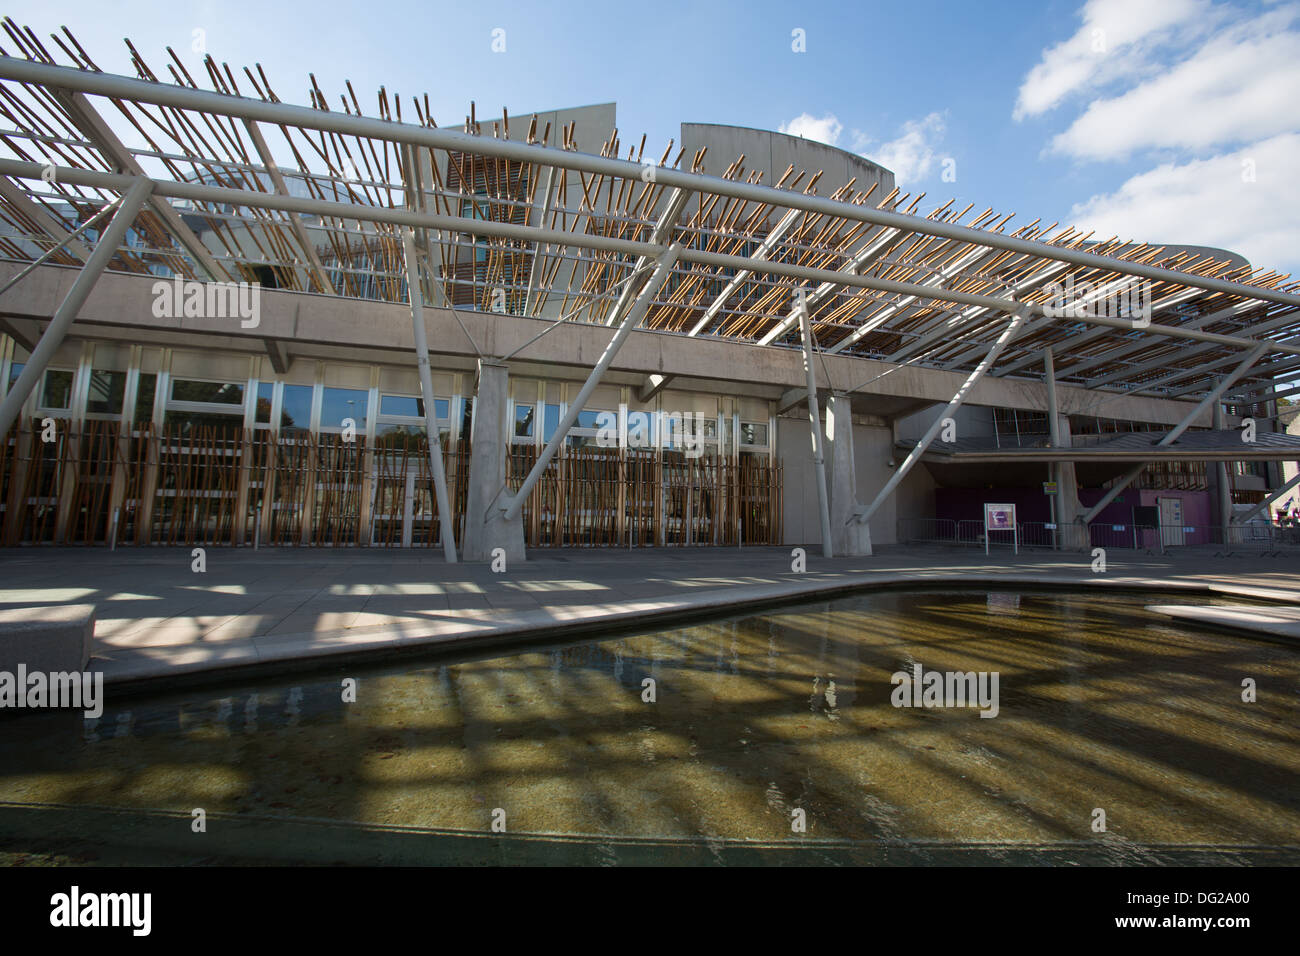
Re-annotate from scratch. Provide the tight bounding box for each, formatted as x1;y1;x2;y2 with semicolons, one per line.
5;362;24;395
164;410;244;438
41;370;74;409
375;423;425;448
574;408;610;429
514;403;534;438
255;382;273;424
380;394;423;417
134;373;157;425
740;422;768;446
321;387;367;430
86;369;126;415
280;384;313;432
543;403;560;442
171;379;243;405
460;397;474;440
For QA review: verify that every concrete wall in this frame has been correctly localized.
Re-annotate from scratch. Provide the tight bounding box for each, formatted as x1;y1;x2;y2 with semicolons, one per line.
778;412;921;548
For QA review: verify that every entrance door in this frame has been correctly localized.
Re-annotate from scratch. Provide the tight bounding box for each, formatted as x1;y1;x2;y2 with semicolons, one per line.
1158;497;1185;547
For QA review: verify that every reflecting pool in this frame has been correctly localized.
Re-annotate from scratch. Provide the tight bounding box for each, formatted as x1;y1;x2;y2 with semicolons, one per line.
1;589;1297;865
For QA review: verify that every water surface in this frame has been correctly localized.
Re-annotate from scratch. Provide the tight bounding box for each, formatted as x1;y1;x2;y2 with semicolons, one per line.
1;589;1296;864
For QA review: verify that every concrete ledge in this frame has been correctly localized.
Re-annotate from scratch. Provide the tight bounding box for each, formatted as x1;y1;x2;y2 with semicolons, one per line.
1147;604;1300;640
0;604;94;672
93;571;1287;693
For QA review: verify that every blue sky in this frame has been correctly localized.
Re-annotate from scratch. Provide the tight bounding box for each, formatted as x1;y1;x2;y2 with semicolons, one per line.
10;0;1299;274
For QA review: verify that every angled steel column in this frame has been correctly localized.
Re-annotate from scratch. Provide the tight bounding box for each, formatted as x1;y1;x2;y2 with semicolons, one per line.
797;299;833;558
862;306;1030;522
244;119;336;295
1231;470;1300;525
502;243;680;522
401;227;457;562
0;177;152;439
0;194;122;297
1079;342;1269;525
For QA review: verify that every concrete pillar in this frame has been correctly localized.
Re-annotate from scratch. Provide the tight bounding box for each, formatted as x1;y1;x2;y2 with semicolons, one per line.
462;360;526;563
824;392;872;556
1213;400;1233;526
1053;415;1085;548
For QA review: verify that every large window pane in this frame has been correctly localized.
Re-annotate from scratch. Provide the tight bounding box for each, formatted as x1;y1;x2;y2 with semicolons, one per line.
321;387;368;429
280;384;313;432
380;394;423;417
42;370;74;409
172;379;243;405
86;369;126;415
374;423;425;449
543;403;560;442
165;410;244;438
514;403;534;438
134;373;157;425
574;408;610;429
255;382;273;424
460;397;474;440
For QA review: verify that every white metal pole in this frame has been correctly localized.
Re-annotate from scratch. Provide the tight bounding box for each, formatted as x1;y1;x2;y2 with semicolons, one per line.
502;244;680;523
401;228;457;562
798;301;833;559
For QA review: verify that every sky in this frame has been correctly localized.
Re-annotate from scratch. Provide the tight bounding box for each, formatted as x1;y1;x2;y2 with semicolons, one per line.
8;0;1299;275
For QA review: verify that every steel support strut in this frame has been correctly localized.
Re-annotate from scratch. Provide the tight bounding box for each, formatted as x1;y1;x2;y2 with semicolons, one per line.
861;306;1031;522
502;244;681;523
1078;342;1269;525
0;176;152;439
401;227;458;562
797;298;833;558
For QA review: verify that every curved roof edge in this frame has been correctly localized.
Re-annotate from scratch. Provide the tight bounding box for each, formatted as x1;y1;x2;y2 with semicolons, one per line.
680;122;894;181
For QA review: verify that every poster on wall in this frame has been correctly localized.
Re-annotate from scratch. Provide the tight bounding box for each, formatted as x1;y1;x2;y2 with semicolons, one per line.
983;503;1018;555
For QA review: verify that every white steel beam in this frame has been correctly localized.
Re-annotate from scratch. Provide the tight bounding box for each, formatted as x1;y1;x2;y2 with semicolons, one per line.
861;306;1030;522
400;227;458;562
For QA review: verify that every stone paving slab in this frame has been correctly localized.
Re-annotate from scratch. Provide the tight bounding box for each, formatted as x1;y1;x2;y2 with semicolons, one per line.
1;544;1297;686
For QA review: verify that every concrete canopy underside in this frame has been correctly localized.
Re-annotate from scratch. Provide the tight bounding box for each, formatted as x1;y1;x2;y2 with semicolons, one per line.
902;428;1300;463
0;262;1243;430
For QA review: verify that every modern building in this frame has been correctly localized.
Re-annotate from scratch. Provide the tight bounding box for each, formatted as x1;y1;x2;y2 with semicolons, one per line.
1;30;1299;560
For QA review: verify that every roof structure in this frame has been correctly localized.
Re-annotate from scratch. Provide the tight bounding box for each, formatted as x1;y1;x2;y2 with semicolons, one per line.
0;20;1298;415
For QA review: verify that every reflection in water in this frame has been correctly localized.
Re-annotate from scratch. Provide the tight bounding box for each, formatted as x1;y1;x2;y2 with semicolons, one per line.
0;589;1297;864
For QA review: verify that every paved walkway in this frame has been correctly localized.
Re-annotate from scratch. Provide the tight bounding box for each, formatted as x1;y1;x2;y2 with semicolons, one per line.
2;544;1298;686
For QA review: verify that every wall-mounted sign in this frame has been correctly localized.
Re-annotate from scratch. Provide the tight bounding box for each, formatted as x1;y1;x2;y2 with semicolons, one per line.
1042;481;1059;495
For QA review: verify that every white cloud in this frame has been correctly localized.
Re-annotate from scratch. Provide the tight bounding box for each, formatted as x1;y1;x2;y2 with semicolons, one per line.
1014;0;1212;120
1048;7;1300;160
860;112;947;184
778;112;843;146
1067;133;1300;271
778;111;948;185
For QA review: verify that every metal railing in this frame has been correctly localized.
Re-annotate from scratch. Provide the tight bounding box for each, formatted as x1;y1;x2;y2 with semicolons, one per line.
897;516;1300;557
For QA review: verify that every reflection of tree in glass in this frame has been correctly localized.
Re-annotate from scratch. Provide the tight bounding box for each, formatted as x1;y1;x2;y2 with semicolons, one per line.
375;426;427;452
460;398;474;440
515;405;534;437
